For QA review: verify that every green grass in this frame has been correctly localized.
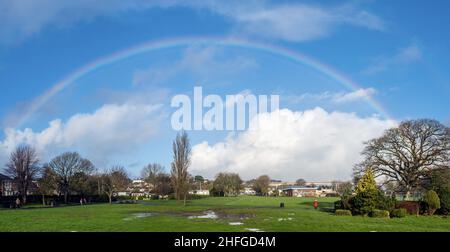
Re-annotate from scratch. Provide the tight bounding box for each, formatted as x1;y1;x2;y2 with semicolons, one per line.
0;196;449;232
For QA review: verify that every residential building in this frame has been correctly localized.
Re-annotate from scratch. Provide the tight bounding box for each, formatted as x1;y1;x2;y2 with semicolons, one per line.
189;190;210;196
241;187;256;195
282;186;319;197
0;173;15;196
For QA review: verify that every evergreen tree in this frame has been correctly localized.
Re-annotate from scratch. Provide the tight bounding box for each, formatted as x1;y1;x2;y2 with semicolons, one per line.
355;168;377;193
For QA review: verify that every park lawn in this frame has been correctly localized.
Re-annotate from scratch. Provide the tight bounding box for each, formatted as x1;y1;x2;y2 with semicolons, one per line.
0;196;449;232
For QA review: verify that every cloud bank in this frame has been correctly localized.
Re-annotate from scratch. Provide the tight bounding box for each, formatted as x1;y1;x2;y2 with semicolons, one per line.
0;0;384;43
0;102;164;166
191;107;396;181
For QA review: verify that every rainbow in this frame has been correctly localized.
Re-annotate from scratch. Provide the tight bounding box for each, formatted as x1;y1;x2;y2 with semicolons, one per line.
15;36;393;128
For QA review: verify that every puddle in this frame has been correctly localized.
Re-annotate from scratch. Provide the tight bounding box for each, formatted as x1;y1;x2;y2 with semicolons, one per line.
123;210;254;222
186;210;254;220
188;210;218;219
123;212;155;221
229;222;244;225
278;217;293;221
245;228;264;232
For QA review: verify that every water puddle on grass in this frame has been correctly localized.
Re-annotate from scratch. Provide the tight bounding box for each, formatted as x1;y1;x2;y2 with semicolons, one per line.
123;210;255;223
123;212;155;221
188;210;218;219
278;217;294;221
229;222;244;225
245;228;264;232
185;210;254;220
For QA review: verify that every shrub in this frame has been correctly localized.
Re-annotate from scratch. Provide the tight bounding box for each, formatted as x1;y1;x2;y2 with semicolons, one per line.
397;201;420;215
334;200;343;210
423;190;440;215
370;209;390;218
437;186;450;215
349;189;394;215
349;190;378;215
335;209;352;216
391;208;407;218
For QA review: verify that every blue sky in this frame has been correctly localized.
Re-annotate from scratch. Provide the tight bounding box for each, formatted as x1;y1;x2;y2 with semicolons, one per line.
0;0;449;181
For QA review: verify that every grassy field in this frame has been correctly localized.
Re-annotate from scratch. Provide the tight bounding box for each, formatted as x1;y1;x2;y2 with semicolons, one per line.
0;196;449;232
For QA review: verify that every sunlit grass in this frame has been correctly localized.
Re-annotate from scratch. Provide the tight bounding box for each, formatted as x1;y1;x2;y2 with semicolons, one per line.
0;196;448;232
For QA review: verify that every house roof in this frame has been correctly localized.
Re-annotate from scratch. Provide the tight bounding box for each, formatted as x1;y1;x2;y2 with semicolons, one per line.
281;186;318;191
0;173;12;180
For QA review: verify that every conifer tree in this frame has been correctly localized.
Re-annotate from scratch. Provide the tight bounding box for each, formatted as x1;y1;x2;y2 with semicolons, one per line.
355;168;377;193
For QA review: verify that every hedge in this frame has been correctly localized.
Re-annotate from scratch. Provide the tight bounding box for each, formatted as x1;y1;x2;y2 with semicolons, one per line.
391;208;407;218
335;209;352;216
396;201;420;215
370;209;390;218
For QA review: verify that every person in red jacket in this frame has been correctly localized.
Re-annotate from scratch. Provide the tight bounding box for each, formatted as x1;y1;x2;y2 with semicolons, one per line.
313;199;319;210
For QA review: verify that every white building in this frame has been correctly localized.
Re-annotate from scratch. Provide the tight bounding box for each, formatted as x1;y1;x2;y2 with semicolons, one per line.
242;187;256;195
189;190;210;196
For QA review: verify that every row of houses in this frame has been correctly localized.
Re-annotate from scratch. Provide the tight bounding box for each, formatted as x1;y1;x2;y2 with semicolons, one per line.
241;181;339;197
1;172;337;198
120;179;337;198
0;173;16;196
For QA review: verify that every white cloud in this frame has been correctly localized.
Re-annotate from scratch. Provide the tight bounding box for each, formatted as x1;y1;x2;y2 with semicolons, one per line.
285;88;377;104
0;0;384;43
132;45;257;86
332;88;377;103
363;44;422;74
0;102;164;166
221;3;384;42
191;107;396;181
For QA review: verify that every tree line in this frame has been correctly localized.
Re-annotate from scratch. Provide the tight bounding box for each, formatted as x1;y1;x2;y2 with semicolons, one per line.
2;131;192;205
3;119;449;207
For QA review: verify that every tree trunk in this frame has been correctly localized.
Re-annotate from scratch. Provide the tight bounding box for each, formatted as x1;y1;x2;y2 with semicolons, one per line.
109;194;112;204
42;194;46;206
22;193;27;205
64;192;68;204
183;193;186;206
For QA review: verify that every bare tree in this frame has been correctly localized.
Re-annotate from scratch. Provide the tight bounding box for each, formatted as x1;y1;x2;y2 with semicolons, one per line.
355;119;450;198
153;172;173;196
335;181;353;198
48;152;95;203
141;163;164;193
4;145;40;204
102;166;130;204
37;166;58;205
253;175;270;196
171;131;191;206
295;178;307;186
213;172;243;196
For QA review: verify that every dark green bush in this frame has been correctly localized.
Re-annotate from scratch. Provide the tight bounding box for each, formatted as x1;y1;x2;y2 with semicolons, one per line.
348;188;396;216
391;208;407;218
335;209;352;216
423;190;440;215
334;200;344;210
437;186;450;215
370;209;390;218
